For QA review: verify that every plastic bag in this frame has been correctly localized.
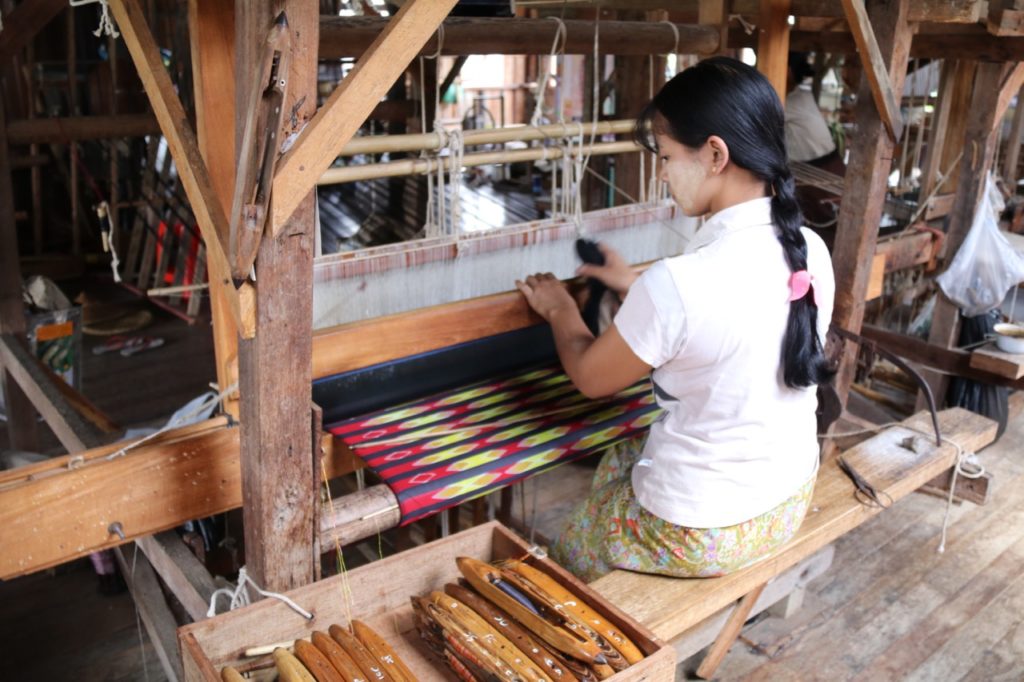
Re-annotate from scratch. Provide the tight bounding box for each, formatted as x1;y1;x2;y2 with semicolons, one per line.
936;172;1024;316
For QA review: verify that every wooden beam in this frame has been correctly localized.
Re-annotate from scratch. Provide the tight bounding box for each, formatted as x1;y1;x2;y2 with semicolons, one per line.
136;531;218;623
107;0;253;339
695;583;767;679
0;425;240;579
0;334;105;452
922;62;1012;407
272;0;460;230
237;0;319;593
731;0;984;23
827;0;913;410
188;0;241;419
112;547;184;682
733;27;1024;62
757;0;792;103
0;102;39;452
840;0;905;142
994;63;1024;130
6;114;161;144
0;0;66;63
318;17;720;59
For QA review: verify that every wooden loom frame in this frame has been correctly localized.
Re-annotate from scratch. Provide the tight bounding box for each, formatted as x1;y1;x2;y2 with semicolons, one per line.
3;0;1023;677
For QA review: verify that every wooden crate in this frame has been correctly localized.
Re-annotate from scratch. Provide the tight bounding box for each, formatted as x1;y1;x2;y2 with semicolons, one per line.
179;521;675;681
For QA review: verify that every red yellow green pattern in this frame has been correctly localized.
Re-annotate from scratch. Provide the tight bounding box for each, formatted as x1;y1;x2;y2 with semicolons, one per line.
327;365;662;524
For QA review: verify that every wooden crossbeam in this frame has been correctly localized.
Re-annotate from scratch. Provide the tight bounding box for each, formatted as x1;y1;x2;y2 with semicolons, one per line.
271;0;460;229
0;334;104;452
0;0;66;62
108;0;255;338
5;114;161;144
994;63;1024;130
840;0;905;142
136;531;218;623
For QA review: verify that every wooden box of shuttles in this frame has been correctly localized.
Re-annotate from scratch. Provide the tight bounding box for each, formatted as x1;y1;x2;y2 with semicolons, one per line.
178;520;675;681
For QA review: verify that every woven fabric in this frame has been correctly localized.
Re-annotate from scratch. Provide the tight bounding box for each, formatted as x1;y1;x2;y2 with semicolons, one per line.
328;365;661;524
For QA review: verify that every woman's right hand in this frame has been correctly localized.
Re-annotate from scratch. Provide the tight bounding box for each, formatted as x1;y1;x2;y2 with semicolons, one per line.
576;243;638;298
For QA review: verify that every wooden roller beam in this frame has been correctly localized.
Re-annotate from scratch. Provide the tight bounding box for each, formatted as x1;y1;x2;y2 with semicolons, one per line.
6;115;161;144
319;17;720;58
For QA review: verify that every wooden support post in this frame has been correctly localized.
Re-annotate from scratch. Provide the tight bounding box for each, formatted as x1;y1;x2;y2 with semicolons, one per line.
108;0;253;338
826;0;913;413
757;0;792;104
614;54;650;205
922;62;1018;406
136;531;218;623
695;582;767;679
0;102;38;452
1002;85;1024;189
271;0;460;229
113;546;184;682
236;0;318;593
698;0;729;55
840;0;905;141
918;60;973;203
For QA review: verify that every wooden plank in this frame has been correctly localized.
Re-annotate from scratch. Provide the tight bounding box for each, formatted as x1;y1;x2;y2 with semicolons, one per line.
0;425;240;580
922;62;1011;407
826;0;913;408
970;344;1024;380
271;0;460;230
236;0;319;593
919;468;992;505
874;230;935;272
311;289;542;380
0;99;38;452
590;408;998;642
113;546;184;682
840;0;905;142
924;192;957;221
107;0;252;339
757;0;792;103
136;531;218;623
5;114;161;144
733;0;984;22
318;16;720;60
0;0;66;63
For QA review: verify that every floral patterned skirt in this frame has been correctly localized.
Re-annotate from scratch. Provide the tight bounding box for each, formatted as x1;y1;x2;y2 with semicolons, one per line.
550;440;816;583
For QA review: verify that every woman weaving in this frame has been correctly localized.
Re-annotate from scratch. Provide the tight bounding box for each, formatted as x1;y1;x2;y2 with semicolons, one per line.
515;57;836;582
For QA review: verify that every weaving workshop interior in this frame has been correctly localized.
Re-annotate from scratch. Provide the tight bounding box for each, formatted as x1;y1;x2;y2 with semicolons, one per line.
3;0;1024;679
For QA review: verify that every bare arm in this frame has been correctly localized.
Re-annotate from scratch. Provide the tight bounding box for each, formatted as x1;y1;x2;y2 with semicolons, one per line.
515;273;651;398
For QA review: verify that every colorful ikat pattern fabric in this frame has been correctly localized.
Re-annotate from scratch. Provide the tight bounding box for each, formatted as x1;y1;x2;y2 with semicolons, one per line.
327;366;662;525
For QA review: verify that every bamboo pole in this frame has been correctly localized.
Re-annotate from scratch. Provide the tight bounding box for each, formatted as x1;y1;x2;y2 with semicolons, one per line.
338;118;636;157
319;140;640;185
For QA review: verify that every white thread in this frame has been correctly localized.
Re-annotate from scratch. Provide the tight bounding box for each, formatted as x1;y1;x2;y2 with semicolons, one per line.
530;17;567;127
98;201;122;283
661;20;680;72
69;0;120;38
729;14;757;35
448;127;464;236
206;566;314;620
104;382;238;462
67;454;85;470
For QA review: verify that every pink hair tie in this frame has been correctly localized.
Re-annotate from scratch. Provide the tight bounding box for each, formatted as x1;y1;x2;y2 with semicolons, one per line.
788;270;821;306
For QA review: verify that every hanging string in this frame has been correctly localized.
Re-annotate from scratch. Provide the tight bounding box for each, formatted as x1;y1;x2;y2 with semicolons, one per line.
729;14;757;35
448;127;464;236
206;566;314;620
660;20;680;77
818;421;983;554
530;17;568;127
69;0;120;38
97;201;122;283
321;459;357;626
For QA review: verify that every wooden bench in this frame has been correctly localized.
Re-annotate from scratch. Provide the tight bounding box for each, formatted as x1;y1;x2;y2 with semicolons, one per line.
589;408;999;678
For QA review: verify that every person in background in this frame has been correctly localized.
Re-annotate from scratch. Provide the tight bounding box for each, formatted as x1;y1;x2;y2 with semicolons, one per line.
786;52;845;242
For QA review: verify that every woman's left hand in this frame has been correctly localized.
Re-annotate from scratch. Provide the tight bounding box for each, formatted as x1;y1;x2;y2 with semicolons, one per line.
515;273;578;323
